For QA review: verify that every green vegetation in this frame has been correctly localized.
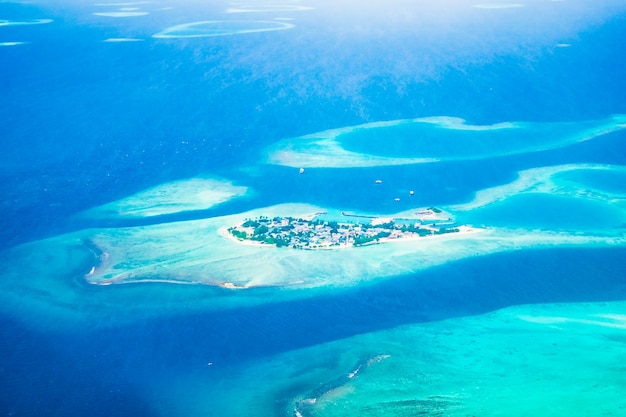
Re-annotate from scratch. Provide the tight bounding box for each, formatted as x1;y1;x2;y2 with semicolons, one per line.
228;215;463;250
353;231;391;246
227;228;247;240
254;224;269;235
435;227;460;235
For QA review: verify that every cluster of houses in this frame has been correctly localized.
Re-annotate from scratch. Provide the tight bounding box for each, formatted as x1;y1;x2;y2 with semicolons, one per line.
227;214;460;250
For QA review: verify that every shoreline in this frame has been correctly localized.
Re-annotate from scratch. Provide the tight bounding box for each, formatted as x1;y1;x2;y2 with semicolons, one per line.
80;226;625;288
83;239;112;281
218;221;490;251
76;199;626;289
219;215;483;251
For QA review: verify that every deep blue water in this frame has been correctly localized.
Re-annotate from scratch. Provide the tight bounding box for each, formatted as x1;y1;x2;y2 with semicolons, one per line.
2;0;626;416
2;246;626;416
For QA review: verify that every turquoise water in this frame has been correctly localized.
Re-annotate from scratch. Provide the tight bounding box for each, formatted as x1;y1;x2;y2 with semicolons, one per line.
463;193;626;230
1;0;626;416
555;168;626;194
338;119;605;159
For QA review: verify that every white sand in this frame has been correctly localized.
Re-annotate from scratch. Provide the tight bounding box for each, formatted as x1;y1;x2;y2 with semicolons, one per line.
162;300;626;417
153;20;294;39
82;203;626;288
0;18;53;26
265;115;626;168
448;163;626;211
226;5;313;13
81;176;248;219
473;3;526;9
93;11;149;17
103;38;143;42
94;1;151;5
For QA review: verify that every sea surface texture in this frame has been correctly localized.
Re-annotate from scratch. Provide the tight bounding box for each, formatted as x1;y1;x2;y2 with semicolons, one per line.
1;0;626;416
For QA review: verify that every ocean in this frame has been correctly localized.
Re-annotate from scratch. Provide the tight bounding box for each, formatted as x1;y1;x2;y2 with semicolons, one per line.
1;0;626;416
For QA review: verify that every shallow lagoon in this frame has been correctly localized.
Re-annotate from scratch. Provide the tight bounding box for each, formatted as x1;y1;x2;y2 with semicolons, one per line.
339;117;625;159
2;0;626;415
280;300;626;417
153;20;295;38
133;298;626;417
554;168;626;195
462;192;626;230
3;157;625;332
266;116;626;168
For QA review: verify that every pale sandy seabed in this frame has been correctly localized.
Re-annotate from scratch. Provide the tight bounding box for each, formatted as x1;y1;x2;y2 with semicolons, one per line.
140;300;626;417
77;160;626;289
1;154;624;329
80;194;624;289
93;11;149;17
473;3;526;9
448;163;626;211
152;20;295;39
94;1;151;5
0;41;28;46
225;5;314;13
0;18;53;26
265;115;626;168
1;201;621;330
9;158;625;297
80;176;248;219
103;38;143;42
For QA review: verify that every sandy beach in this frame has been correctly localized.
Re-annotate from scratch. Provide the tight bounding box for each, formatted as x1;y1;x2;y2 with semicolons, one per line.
75;196;626;290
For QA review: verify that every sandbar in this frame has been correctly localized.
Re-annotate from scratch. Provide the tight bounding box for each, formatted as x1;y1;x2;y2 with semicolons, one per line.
0;41;28;46
103;38;143;42
94;1;150;5
0;18;53;26
153;20;294;39
226;5;314;13
174;300;626;417
93;11;149;17
80;176;248;219
265;115;626;168
473;3;525;8
294;301;626;415
448;163;626;211
81;203;626;289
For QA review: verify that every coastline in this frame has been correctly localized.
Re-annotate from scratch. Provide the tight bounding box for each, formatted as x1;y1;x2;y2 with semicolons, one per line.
75;200;626;289
83;225;626;288
219;222;486;250
83;239;112;281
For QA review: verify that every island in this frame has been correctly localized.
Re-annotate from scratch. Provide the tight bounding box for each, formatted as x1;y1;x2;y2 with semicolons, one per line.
226;209;466;250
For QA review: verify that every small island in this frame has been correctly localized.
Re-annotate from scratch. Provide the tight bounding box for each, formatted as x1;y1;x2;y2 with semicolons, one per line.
226;209;467;250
